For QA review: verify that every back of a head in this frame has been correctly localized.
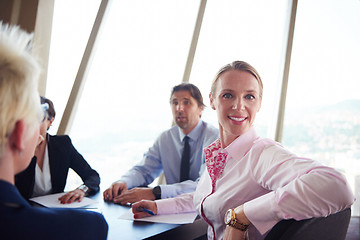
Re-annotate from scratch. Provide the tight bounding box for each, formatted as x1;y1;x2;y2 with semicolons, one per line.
40;96;56;120
0;22;41;157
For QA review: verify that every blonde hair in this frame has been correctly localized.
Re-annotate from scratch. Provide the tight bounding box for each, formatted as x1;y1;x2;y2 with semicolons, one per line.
210;60;263;99
0;22;41;157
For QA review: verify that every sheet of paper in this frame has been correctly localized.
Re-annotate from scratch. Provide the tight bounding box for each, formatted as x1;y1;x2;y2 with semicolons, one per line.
30;192;98;209
119;209;198;224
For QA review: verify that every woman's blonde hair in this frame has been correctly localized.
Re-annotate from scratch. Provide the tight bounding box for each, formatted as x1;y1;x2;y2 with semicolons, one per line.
0;22;41;157
210;60;263;99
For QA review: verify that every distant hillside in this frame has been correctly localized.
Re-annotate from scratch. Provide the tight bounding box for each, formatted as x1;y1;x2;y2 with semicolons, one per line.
318;99;360;112
286;99;360;118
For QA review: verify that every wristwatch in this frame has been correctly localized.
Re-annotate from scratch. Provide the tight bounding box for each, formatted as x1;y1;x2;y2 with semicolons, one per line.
224;209;250;231
77;184;89;194
152;186;161;200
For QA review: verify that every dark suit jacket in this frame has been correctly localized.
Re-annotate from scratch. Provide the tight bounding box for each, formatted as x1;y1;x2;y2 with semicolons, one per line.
0;180;108;240
15;134;100;199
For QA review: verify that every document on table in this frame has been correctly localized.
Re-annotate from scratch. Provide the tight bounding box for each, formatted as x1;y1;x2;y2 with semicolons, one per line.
119;209;198;224
30;192;98;208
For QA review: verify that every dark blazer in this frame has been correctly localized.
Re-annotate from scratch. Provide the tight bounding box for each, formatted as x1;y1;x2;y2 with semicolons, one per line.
0;180;108;240
15;134;100;199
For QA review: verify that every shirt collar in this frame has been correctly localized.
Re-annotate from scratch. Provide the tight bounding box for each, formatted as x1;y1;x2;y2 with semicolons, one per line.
225;126;259;160
204;127;259;187
178;119;203;142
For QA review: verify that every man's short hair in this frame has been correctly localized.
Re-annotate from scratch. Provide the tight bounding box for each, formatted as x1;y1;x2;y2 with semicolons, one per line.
170;83;205;108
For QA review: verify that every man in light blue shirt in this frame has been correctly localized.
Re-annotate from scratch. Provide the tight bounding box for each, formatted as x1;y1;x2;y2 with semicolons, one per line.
103;83;218;204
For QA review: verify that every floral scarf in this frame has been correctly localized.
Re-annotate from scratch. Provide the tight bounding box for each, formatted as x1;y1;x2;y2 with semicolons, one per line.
204;138;229;190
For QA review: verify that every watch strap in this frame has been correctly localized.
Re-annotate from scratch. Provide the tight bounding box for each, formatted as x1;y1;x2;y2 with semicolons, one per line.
226;209;249;231
152;186;161;200
77;184;89;194
231;219;249;231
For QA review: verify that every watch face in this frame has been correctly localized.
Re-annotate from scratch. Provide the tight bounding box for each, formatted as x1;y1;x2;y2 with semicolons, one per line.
152;186;161;199
225;210;232;224
153;186;161;195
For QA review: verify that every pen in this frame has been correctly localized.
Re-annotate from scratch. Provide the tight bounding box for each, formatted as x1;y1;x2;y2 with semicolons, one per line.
139;207;155;216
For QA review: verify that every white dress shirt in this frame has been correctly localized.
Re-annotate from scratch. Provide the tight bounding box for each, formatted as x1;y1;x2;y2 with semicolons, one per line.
32;145;52;197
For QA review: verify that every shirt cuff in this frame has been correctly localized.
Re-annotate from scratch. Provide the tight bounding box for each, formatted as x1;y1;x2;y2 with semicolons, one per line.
244;191;280;234
159;184;175;199
118;177;134;189
156;193;195;215
156;198;179;215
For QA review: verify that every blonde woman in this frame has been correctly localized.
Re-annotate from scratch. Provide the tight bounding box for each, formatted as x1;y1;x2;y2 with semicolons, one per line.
0;22;108;239
132;61;355;240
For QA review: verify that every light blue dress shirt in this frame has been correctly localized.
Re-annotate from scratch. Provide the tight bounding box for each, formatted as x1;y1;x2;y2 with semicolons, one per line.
120;119;219;198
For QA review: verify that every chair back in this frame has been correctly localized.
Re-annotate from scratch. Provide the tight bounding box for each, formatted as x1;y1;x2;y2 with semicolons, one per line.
264;208;351;240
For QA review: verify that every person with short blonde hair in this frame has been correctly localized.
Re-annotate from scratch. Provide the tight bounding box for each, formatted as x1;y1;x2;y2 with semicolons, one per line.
0;22;108;239
0;23;40;159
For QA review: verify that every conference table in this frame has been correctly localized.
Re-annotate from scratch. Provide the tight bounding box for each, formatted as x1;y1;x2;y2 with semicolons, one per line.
88;192;208;240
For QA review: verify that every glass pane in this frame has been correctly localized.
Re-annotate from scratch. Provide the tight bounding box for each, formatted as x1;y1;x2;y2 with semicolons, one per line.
46;0;101;135
68;0;201;186
190;0;291;138
284;0;360;215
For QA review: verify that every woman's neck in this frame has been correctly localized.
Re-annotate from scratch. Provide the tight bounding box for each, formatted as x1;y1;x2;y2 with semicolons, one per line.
35;140;46;170
219;127;238;148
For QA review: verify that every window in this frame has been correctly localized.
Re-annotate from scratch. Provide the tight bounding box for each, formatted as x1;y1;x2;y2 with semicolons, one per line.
46;0;360;215
189;0;290;138
283;0;360;215
47;0;201;187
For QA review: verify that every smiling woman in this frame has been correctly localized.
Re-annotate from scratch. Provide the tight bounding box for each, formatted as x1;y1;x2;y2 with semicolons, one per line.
132;60;355;240
210;67;262;146
43;0;360;215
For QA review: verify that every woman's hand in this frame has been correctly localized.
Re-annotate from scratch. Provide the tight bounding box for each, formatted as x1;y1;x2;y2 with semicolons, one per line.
223;226;248;240
223;205;251;240
132;200;158;219
58;189;85;204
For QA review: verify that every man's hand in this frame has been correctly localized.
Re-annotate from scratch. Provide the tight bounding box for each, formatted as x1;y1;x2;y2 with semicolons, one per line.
113;187;155;205
132;200;158;219
58;189;85;204
103;181;128;201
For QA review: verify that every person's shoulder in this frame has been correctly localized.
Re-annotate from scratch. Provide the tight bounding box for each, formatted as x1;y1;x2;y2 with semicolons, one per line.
200;121;219;140
253;137;279;150
2;207;108;239
253;138;293;159
58;208;107;225
33;207;108;237
49;134;72;143
202;121;218;133
50;134;70;139
157;125;179;139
